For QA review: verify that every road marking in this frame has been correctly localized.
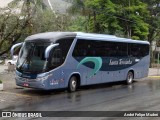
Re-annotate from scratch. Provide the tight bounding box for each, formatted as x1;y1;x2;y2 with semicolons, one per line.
0;91;31;97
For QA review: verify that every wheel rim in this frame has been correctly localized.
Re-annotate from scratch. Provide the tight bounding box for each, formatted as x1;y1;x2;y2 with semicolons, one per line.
128;73;133;83
71;79;76;90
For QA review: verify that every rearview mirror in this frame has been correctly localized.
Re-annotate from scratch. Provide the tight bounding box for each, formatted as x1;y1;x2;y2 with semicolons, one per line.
45;43;59;59
11;42;23;57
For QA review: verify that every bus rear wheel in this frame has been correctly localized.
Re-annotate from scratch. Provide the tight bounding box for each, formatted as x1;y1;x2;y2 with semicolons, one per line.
68;76;77;92
126;71;134;85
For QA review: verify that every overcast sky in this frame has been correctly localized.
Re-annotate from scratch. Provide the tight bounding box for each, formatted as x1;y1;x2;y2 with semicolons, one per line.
0;0;13;8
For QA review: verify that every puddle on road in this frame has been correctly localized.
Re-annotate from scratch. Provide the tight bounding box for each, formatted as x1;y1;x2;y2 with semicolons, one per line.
148;79;160;91
67;92;82;102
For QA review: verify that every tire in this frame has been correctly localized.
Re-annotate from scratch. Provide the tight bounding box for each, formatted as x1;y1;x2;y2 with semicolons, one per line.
68;76;77;92
126;71;134;85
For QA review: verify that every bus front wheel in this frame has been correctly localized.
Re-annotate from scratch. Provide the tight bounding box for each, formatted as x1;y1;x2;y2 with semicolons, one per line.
68;76;77;92
126;71;134;85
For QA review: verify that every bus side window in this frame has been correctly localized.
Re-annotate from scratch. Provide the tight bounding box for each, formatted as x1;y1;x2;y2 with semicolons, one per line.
50;48;62;67
129;43;142;57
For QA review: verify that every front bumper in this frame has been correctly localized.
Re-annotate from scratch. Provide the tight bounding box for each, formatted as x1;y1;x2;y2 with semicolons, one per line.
15;77;48;90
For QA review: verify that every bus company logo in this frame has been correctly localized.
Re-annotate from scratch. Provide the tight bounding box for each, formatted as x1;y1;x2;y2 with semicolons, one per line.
77;57;102;78
109;59;132;65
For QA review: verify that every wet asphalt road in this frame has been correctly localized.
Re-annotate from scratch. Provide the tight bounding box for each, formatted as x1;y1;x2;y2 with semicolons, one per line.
1;78;160;120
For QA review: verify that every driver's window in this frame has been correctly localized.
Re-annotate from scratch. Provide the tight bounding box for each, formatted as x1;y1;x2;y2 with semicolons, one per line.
50;47;62;68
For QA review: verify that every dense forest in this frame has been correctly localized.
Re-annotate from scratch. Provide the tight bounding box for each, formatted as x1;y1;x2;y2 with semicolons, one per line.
0;0;159;59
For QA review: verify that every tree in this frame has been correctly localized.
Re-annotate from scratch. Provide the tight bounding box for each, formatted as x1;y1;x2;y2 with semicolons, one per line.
0;7;32;55
67;0;121;33
0;0;73;56
67;0;90;32
32;10;71;33
0;0;48;55
142;0;160;64
9;0;48;34
85;0;121;34
0;0;49;55
68;0;149;39
68;16;87;32
142;0;160;43
112;0;149;40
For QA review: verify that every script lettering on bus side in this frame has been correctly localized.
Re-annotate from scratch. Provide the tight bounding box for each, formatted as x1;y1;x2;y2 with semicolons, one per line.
109;59;132;65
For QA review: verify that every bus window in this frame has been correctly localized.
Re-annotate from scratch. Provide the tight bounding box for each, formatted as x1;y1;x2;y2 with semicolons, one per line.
140;44;149;57
48;38;74;70
129;43;149;57
50;48;62;68
116;42;128;57
56;38;74;61
72;40;89;57
73;40;129;57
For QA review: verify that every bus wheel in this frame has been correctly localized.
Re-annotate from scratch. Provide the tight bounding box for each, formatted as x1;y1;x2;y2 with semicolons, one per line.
126;71;133;85
68;76;77;92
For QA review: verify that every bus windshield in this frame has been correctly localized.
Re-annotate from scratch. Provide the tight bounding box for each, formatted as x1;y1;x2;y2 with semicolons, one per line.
17;42;50;74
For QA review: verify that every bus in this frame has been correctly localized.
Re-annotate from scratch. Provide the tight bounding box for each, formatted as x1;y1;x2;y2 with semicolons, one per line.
11;32;150;92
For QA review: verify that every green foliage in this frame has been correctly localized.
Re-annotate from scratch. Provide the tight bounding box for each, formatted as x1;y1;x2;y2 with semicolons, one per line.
143;0;160;42
113;0;149;39
84;0;121;34
67;0;160;65
67;0;86;15
1;0;160;57
31;10;71;33
68;16;87;32
68;0;151;39
0;0;71;55
0;80;2;84
131;36;140;40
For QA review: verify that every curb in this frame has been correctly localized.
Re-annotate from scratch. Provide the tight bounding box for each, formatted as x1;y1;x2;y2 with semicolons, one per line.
148;76;160;78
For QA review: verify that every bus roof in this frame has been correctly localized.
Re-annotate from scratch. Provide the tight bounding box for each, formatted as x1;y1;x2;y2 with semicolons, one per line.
25;32;149;44
25;32;77;42
76;32;150;44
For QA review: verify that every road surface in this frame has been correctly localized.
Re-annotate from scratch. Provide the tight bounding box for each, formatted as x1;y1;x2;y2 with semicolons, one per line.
0;76;160;119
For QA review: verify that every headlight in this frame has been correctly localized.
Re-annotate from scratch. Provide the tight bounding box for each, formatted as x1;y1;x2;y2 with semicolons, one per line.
37;73;52;81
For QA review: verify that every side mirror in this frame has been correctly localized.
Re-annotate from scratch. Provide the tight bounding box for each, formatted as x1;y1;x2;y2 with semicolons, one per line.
45;43;59;59
11;42;23;57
